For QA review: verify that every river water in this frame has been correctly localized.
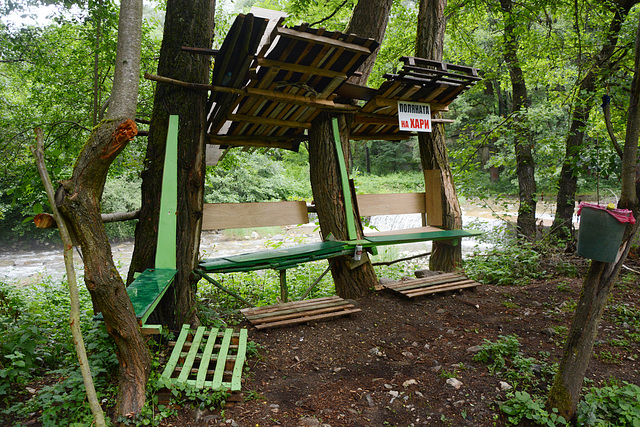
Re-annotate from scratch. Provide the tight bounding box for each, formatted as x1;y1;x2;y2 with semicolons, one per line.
0;200;565;287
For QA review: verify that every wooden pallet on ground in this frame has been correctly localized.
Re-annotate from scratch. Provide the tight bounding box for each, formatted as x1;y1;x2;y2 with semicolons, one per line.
240;296;361;329
382;272;480;298
161;325;248;392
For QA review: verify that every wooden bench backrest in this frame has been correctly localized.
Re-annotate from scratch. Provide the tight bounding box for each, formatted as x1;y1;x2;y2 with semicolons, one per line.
202;201;310;230
201;192;436;231
355;193;427;217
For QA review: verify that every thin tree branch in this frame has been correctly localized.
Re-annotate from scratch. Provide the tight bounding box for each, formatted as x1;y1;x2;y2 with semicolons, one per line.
30;128;106;427
601;94;624;159
309;0;351;27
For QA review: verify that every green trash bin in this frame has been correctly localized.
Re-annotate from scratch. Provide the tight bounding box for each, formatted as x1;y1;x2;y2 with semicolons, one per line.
577;204;628;263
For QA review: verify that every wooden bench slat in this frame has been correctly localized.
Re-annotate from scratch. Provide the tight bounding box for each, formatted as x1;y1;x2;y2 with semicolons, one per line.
231;329;248;391
124;268;177;324
196;327;219;389
178;326;206;383
161;324;191;380
210;329;233;389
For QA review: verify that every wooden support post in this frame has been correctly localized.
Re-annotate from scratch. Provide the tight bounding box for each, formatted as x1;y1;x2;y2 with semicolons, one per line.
424;169;443;227
155;115;178;269
279;270;288;303
332;118;358;241
194;270;254;307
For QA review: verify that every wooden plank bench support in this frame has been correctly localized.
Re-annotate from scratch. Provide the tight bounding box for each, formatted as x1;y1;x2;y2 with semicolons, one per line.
383;273;480;299
161;326;248;392
240;296;361;329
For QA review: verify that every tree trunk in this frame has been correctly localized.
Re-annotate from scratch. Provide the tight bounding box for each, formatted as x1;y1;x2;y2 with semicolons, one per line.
547;12;640;421
58;120;151;418
500;0;536;239
128;0;215;328
309;114;377;298
415;0;463;271
344;0;393;87
308;0;393;298
552;1;635;240
52;0;149;417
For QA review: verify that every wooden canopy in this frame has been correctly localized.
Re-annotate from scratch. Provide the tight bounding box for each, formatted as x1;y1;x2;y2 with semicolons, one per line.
204;13;480;152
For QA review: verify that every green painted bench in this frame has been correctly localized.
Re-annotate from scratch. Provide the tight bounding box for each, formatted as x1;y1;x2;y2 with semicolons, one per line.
196;118;481;304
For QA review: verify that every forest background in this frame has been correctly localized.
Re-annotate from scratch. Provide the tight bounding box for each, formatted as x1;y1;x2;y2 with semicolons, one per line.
1;0;637;245
1;0;640;426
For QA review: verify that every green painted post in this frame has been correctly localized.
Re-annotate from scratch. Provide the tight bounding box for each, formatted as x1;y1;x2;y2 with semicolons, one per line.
155;115;179;269
331;118;357;241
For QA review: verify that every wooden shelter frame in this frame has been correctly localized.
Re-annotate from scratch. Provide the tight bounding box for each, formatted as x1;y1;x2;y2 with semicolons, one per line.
142;12;482;306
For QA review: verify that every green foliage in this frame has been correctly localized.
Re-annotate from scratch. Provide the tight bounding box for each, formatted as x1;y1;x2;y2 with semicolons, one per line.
577;381;640;427
501;391;569;426
205;150;311;203
465;238;547;286
0;280;118;425
102;175;142;240
501;381;640;427
351;139;421;175
353;171;424;194
473;335;556;390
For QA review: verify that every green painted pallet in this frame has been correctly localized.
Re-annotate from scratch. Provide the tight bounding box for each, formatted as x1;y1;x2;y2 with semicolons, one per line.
161;325;248;392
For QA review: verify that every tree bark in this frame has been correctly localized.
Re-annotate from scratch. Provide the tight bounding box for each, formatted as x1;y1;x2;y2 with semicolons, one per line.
309;114;378;298
52;0;149;417
500;0;536;239
308;0;392;298
546;12;640;421
415;0;463;271
31;129;106;426
552;1;636;240
58;120;151;418
128;0;215;328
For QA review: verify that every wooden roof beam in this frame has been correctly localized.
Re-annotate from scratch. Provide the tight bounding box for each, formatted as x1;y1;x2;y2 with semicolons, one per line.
227;114;312;129
145;73;358;111
256;58;348;79
371;97;449;111
209;136;301;151
275;27;373;55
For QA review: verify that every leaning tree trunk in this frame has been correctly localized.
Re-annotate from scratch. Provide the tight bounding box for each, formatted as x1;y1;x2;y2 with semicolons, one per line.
415;0;463;271
547;13;640;421
55;0;149;417
309;113;378;298
308;0;392;298
500;0;536;239
128;0;215;328
552;1;636;240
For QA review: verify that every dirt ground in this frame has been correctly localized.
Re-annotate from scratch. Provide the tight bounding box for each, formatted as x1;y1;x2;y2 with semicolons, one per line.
160;254;640;427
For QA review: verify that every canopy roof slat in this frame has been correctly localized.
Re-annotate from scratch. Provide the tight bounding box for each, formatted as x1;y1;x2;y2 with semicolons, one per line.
202;13;480;150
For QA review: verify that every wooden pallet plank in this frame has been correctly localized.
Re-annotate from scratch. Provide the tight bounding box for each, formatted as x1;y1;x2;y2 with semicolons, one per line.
231;329;248;391
254;308;361;329
240;296;342;315
390;276;469;291
196;327;219;389
405;281;480;297
383;273;462;288
402;279;477;295
243;300;351;321
178;326;205;384
210;329;233;389
246;303;357;324
161;324;190;380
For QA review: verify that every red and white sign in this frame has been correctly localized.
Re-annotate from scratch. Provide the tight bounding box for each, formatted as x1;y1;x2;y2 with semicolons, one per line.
398;101;431;132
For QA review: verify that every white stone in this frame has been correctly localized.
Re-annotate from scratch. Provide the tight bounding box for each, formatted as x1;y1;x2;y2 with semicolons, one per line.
446;378;463;389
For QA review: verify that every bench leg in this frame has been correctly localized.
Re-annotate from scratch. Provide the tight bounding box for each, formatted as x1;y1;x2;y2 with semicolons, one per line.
279;270;288;303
